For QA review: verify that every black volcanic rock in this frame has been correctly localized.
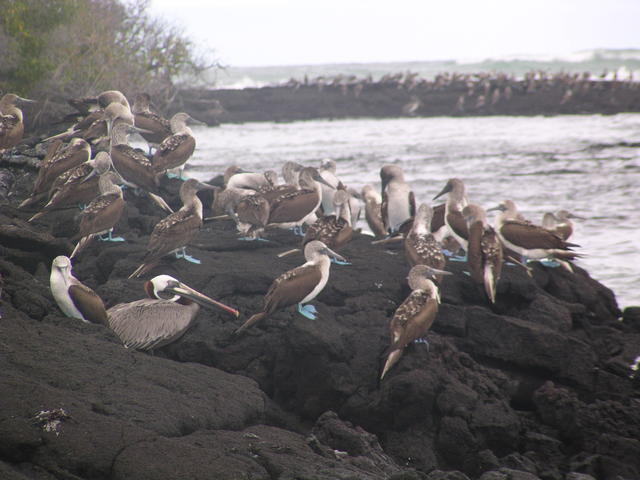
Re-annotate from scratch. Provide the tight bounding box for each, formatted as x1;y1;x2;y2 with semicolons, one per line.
0;158;638;480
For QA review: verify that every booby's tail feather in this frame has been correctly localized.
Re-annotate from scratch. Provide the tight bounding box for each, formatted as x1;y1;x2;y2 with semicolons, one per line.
234;312;267;335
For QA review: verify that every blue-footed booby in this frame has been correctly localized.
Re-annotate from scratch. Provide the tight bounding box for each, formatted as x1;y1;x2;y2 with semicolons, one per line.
50;255;108;325
107;275;239;351
433;178;470;254
0;93;35;153
302;189;354;252
462;204;503;304
404;204;446;274
129;179;215;278
489;200;580;264
71;170;126;258
380;165;415;235
380;265;450;380
132;92;172;148
541;210;583;241
361;184;386;238
266;166;333;235
20;138;91;208
234;240;346;334
152;112;201;179
28;151;113;222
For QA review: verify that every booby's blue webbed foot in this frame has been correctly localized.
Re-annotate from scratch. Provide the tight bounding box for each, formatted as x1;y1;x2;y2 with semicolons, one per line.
462;270;471;277
290;225;305;236
238;236;270;242
413;337;430;351
331;258;352;266
175;247;201;264
442;249;454;257
297;303;317;320
78;203;87;210
99;231;125;242
449;254;468;262
539;258;561;268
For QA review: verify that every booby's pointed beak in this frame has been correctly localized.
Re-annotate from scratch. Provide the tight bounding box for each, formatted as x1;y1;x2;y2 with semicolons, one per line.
426;267;453;277
486;205;505;213
187;116;206;126
313;171;335;189
194;180;217;191
168;283;240;318
567;213;586;220
80;167;98;184
320;246;347;264
433;183;452;201
17;96;36;104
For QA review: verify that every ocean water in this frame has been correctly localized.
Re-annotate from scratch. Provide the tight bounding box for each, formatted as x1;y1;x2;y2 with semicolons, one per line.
183;114;640;309
205;49;640;89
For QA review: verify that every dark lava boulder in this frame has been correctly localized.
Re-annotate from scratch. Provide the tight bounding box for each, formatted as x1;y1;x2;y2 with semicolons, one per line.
0;159;638;480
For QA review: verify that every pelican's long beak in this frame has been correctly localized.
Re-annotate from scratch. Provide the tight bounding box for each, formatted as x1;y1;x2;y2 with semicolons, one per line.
169;283;240;318
321;246;347;264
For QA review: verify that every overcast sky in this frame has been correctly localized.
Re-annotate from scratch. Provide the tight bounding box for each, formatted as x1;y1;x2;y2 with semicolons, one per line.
150;0;640;67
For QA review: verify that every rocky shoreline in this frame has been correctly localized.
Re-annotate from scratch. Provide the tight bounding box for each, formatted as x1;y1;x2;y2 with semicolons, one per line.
1;149;640;480
175;74;640;125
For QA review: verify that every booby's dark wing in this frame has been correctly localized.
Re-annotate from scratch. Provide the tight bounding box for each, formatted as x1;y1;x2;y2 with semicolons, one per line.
381;190;389;232
152;133;195;171
267;189;319;224
143;207;202;261
431;203;446;233
134;112;172;144
68;284;108;325
77;193;125;237
500;220;571;250
107;299;197;351
264;264;322;314
446;209;469;241
466;221;484;285
111;144;159;193
390;291;437;350
405;232;446;270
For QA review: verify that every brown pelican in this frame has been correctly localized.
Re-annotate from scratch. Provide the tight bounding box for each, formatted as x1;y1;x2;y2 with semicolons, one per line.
380;165;415;235
71;170;126;258
489;200;580;265
541;210;583;241
404;204;446;275
50;255;108;325
152;112;201;179
235;240;346;333
380;265;450;380
462;204;503;304
20;138;91;208
129;178;215;278
362;184;386;238
132;92;172;148
28;151;113;222
107;275;239;351
433;178;470;255
0;93;35;153
266;167;333;236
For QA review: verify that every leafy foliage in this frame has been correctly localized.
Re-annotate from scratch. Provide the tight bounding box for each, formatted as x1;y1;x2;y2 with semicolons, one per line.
0;0;216;127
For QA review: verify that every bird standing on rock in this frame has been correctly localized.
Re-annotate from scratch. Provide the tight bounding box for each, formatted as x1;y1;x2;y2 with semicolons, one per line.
462;204;503;304
404;204;447;275
71;170;126;258
107;275;239;352
380;264;450;380
234;240;347;334
152;112;201;180
49;255;108;325
380;164;415;235
129;178;215;278
433;178;470;256
0;93;35;154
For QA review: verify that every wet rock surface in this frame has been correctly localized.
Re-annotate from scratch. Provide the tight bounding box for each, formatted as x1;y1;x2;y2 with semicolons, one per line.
0;162;639;480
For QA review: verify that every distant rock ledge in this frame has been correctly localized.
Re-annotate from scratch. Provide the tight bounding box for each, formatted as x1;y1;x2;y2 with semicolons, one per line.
176;76;640;125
